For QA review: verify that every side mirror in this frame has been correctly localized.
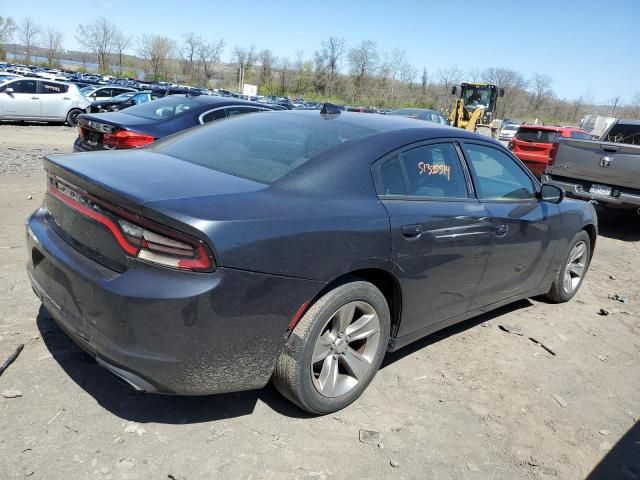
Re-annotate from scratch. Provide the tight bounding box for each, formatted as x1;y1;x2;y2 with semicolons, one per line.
451;86;457;95
5;87;14;94
499;88;505;97
538;184;564;204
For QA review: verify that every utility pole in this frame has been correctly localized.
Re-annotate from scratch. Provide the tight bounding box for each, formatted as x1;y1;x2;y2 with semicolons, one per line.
611;96;619;117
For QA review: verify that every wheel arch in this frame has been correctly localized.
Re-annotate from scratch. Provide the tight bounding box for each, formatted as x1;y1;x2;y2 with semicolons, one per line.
583;223;597;252
304;268;403;341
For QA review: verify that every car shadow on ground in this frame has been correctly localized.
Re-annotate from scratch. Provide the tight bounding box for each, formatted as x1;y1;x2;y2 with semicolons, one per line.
38;300;533;424
586;419;640;479
381;299;533;368
595;207;640;242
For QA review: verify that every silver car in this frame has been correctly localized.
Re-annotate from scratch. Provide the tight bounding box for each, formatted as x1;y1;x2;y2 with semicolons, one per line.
0;78;90;126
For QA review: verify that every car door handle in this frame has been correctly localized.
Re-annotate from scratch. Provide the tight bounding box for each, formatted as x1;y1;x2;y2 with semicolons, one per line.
402;224;423;239
495;224;509;237
63;97;71;100
31;97;39;100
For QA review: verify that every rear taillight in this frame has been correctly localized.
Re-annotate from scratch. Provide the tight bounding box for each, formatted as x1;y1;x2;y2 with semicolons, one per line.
77;126;86;139
47;182;213;272
548;141;559;166
103;130;155;149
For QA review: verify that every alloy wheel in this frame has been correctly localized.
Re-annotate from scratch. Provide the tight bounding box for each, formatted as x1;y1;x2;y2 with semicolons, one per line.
563;240;587;294
311;301;381;398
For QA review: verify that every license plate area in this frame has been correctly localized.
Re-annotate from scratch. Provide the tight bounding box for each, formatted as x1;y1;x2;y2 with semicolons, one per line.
86;131;101;146
590;183;612;197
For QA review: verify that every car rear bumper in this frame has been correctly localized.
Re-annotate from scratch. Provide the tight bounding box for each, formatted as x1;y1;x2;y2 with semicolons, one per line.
542;175;640;209
26;207;323;395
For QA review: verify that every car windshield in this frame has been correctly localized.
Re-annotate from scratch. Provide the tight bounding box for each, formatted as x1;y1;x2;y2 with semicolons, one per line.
124;95;199;120
502;125;518;131
151;112;379;184
515;128;558;143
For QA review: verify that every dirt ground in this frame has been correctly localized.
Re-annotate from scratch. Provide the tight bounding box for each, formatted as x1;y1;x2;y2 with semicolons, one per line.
0;123;639;480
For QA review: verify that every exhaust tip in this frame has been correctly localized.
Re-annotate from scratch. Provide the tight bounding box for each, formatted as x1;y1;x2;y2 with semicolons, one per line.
96;357;157;393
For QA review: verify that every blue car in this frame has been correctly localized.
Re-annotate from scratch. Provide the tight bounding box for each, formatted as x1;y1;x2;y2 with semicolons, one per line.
29;108;597;414
74;95;280;151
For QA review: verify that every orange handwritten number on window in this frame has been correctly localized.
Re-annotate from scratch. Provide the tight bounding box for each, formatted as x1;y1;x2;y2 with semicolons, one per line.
418;162;451;181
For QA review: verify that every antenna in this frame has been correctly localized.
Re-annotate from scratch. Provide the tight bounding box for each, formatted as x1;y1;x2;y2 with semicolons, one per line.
320;103;342;116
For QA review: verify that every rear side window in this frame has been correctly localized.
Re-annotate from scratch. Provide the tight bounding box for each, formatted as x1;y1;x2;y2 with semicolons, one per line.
226;106;262;117
152;112;378;184
200;108;226;123
40;82;68;94
125;95;199;119
379;143;468;198
515;128;557;143
603;123;640;145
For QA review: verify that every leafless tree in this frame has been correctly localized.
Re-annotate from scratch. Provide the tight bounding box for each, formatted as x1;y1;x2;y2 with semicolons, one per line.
629;91;640;119
318;36;344;94
348;40;378;101
18;17;41;64
76;18;118;73
258;49;274;90
482;67;527;118
420;67;429;99
113;31;132;72
180;33;202;83
44;27;63;67
0;16;17;60
276;56;290;95
531;73;552;111
138;34;174;80
233;45;256;90
467;68;482;82
197;39;224;83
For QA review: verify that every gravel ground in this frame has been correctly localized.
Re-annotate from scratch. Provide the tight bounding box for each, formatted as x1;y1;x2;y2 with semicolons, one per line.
0;124;639;480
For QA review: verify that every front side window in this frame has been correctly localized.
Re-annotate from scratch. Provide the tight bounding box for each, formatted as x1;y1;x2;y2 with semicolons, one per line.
569;131;591;140
8;80;38;94
464;143;535;200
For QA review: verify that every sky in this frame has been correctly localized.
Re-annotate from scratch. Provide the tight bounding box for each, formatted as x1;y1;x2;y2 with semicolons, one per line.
2;0;638;103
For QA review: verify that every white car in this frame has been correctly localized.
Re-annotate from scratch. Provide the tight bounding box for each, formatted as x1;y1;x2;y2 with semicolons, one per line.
498;123;519;140
0;78;90;126
79;85;138;101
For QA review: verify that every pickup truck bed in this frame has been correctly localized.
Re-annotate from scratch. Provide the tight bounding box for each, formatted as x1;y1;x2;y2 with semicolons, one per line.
543;123;640;210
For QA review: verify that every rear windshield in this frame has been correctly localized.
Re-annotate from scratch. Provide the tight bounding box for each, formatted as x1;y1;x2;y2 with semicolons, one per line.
152;112;378;183
502;125;518;131
603;123;640;145
515;128;558;143
124;95;199;120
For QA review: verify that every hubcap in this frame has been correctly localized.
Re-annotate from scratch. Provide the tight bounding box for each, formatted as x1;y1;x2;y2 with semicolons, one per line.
311;301;381;398
563;240;587;294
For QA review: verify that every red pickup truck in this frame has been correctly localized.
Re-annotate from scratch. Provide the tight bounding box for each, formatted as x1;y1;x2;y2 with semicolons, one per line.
509;125;591;176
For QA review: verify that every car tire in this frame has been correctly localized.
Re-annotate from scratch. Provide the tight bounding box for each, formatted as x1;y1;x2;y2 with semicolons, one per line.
66;109;82;127
544;230;591;303
273;280;390;414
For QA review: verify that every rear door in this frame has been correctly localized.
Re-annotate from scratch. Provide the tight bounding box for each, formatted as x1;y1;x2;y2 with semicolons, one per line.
462;141;560;308
375;140;493;336
0;79;41;118
39;81;71;120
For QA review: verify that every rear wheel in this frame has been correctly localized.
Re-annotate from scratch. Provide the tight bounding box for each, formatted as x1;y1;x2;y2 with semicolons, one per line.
66;109;82;127
544;230;591;303
273;280;390;414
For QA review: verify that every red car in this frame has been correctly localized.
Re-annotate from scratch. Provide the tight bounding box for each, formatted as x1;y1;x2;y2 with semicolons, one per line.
509;125;591;176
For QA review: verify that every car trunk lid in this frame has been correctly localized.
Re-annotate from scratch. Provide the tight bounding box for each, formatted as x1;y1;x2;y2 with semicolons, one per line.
43;151;265;271
77;113;156;150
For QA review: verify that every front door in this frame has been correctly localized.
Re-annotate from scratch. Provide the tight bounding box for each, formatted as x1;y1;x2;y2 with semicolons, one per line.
0;79;41;118
375;141;493;336
461;141;560;308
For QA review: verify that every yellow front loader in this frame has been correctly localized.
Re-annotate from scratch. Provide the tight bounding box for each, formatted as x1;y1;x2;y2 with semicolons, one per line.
448;83;504;137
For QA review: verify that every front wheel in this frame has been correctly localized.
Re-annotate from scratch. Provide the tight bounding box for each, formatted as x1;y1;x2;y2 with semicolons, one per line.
273;280;390;414
544;230;592;303
66;109;83;127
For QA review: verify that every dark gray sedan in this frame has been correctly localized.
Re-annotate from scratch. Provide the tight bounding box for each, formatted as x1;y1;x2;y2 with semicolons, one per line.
26;109;597;414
